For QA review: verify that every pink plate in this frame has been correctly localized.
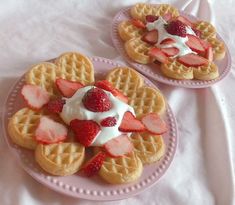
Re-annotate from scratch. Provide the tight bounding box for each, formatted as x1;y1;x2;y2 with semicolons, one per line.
2;56;178;201
111;6;232;88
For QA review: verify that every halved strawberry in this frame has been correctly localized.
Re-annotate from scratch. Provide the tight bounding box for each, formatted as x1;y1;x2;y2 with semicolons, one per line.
146;15;159;22
161;47;179;57
141;113;167;135
176;16;193;27
46;98;66;113
35;116;68;144
56;78;84;98
186;34;205;54
160;38;176;45
119;111;145;132
95;80;128;103
148;47;168;64
205;46;213;61
162;13;172;22
21;84;50;110
178;53;208;67
70;119;100;147
83;152;106;177
131;19;145;29
103;135;133;157
141;30;158;44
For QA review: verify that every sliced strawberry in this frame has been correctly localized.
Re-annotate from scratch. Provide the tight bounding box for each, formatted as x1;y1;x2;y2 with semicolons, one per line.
161;47;179;57
148;47;168;64
46;98;66;113
146;15;159;22
83;152;106;177
186;34;205;54
95;80;128;103
178;53;208;67
56;78;84;98
21;84;50;110
141;30;158;44
205;46;213;61
162;13;172;22
200;39;211;50
35;116;67;144
160;38;176;45
70;119;100;147
176;16;193;27
100;117;117;127
131;19;145;29
141;113;167;135
192;28;201;38
104;135;133;157
119;111;145;132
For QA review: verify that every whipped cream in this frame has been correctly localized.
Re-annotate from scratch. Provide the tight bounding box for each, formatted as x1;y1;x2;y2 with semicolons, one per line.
146;17;196;57
60;86;135;146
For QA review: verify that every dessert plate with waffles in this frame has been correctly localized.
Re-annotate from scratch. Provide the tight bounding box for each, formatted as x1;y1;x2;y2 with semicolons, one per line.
3;51;178;200
111;3;231;88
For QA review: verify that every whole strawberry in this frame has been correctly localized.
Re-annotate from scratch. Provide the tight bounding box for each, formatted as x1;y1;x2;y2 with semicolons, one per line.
82;87;112;112
165;20;187;37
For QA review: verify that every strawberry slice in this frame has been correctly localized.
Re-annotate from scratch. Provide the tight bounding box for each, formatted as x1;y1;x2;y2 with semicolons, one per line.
104;135;133;157
162;13;172;22
192;28;201;38
35;116;68;144
141;113;167;135
161;47;179;57
83;152;106;177
176;16;193;27
160;38;176;45
178;53;208;67
21;84;50;110
131;19;145;29
146;15;159;22
205;46;213;61
141;30;158;44
148;47;168;64
56;78;84;98
186;34;205;54
95;80;128;103
46;98;66;113
70;119;100;147
119;111;145;132
200;39;211;50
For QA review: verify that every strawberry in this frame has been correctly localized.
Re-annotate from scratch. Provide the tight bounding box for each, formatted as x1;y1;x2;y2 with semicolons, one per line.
176;16;193;27
162;13;172;22
46;98;66;113
146;15;159;22
205;46;213;61
165;20;187;37
192;28;201;38
103;135;133;157
178;53;208;67
148;47;168;64
119;111;145;132
200;39;211;50
131;19;145;29
56;78;84;98
161;47;179;57
141;30;158;44
160;38;176;45
70;119;100;147
100;117;117;127
141;113;167;135
21;84;50;110
95;80;128;103
82;87;112;112
83;152;106;177
35;116;67;144
186;34;205;53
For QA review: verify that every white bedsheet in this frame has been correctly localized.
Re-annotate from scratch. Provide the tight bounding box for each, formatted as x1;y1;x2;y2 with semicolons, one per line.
0;0;234;204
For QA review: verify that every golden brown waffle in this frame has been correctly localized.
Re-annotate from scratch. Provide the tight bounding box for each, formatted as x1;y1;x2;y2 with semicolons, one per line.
130;133;165;164
99;151;143;184
130;3;179;21
118;20;144;41
125;37;152;64
194;21;216;40
193;61;219;80
8;108;44;150
207;37;226;60
35;142;85;176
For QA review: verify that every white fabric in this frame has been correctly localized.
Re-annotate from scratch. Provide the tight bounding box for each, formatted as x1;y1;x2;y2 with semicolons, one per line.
0;0;234;204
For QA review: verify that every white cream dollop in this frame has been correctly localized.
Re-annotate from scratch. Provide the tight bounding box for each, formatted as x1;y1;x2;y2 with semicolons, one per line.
60;86;135;146
146;17;196;57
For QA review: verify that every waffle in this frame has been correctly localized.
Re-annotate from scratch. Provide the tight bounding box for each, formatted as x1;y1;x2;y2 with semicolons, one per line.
207;37;226;60
130;3;179;22
194;21;216;40
125;37;152;64
193;61;219;80
99;151;143;184
35;142;85;176
130;133;165;164
26;52;94;96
